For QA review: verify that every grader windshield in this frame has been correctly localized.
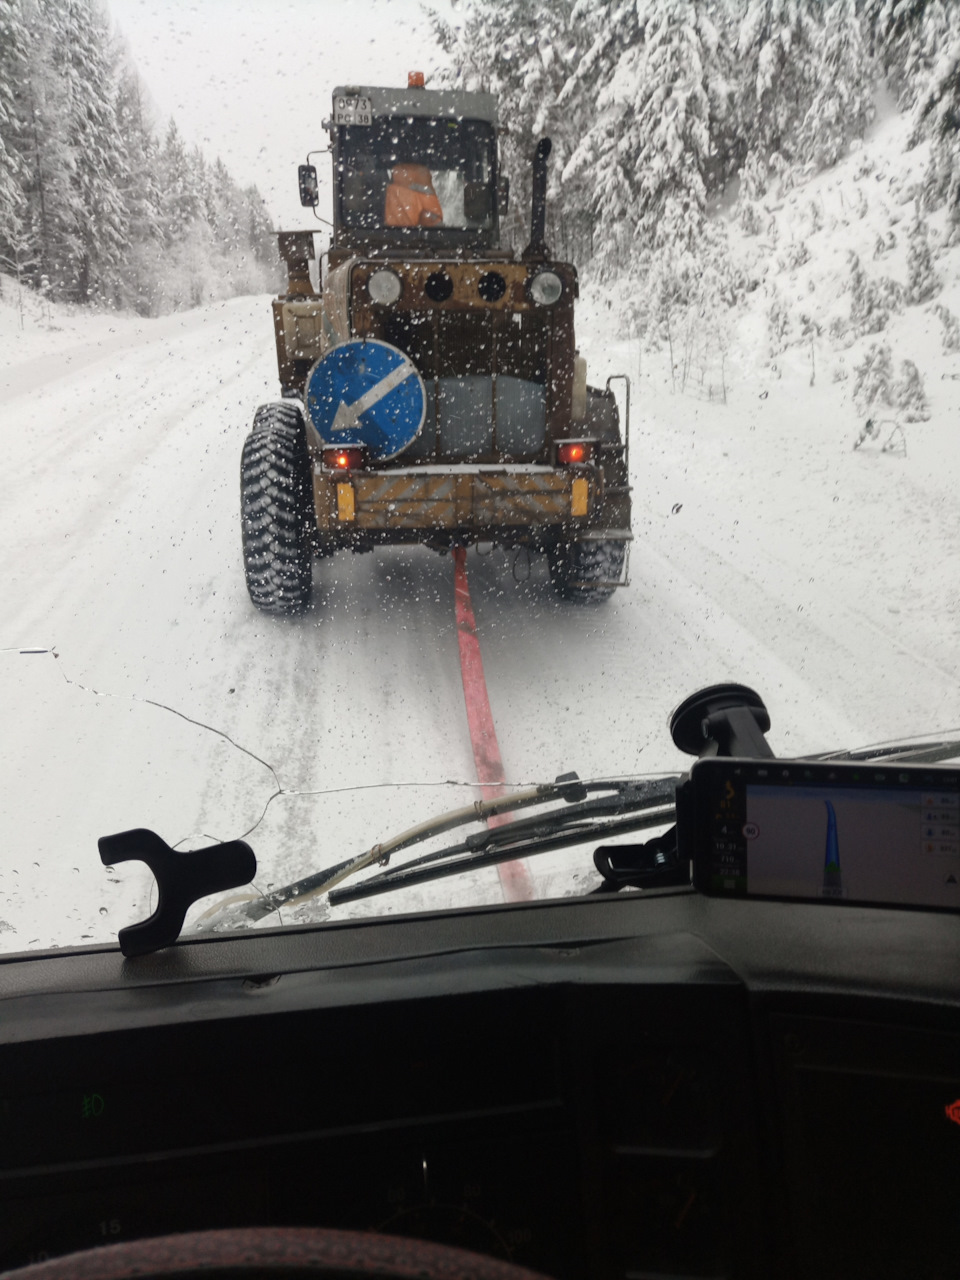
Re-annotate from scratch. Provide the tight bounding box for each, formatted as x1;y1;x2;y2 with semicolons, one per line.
336;115;497;236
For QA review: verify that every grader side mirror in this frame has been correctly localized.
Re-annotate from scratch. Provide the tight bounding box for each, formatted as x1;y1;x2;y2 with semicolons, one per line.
298;164;319;208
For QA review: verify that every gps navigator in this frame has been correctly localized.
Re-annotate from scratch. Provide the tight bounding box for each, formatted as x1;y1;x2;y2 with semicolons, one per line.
681;758;960;911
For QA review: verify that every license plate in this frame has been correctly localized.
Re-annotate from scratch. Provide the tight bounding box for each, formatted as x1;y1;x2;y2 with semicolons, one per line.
333;95;373;126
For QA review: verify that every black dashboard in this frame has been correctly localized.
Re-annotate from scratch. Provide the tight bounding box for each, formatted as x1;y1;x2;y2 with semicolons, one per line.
1;889;958;1279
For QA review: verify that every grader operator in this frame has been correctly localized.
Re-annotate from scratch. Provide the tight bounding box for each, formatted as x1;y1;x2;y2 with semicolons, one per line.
240;75;632;612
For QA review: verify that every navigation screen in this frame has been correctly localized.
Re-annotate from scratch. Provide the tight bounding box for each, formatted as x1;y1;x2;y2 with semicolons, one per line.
743;785;959;906
691;760;960;910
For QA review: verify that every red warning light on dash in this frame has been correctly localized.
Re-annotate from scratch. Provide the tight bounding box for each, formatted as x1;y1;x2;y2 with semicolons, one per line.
945;1099;960;1127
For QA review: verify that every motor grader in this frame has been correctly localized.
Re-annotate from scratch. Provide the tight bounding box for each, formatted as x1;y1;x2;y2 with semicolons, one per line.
241;75;632;612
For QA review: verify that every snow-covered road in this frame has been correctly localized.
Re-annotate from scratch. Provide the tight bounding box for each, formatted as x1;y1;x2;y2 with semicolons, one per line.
2;291;957;951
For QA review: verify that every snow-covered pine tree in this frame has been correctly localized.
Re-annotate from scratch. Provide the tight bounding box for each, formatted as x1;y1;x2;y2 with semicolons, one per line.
626;0;714;255
867;0;952;109
112;61;163;313
241;186;276;271
114;65;161;245
848;251;904;334
157;121;204;249
896;358;930;420
906;210;938;302
206;158;238;256
14;0;88;298
848;251;870;326
898;2;951;107
931;302;960;351
189;146;215;233
734;0;824;163
767;288;792;354
735;150;767;235
0;0;29;260
47;0;129;303
796;0;872;171
852;341;895;410
563;0;719;277
208;158;243;256
203;160;276;282
914;35;960;240
701;0;740;183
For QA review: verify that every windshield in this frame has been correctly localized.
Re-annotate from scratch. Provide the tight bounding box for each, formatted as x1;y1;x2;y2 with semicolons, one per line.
338;117;496;233
1;0;959;954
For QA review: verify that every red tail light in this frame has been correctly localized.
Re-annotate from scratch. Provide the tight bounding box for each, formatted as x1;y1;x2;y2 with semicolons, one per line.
557;441;592;465
323;447;366;471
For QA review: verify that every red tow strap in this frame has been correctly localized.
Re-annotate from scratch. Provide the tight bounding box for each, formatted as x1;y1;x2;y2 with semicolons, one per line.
452;547;536;902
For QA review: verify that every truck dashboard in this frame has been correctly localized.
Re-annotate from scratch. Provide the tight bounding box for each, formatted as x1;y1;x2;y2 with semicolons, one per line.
1;889;958;1279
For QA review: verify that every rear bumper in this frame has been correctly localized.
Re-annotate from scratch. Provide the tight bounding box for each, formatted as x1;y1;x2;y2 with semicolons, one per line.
311;464;626;542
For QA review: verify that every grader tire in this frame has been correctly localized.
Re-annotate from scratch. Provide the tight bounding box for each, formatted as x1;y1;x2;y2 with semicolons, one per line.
548;538;626;604
240;403;313;614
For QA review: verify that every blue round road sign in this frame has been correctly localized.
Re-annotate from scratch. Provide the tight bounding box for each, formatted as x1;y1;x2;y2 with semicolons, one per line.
305;339;426;461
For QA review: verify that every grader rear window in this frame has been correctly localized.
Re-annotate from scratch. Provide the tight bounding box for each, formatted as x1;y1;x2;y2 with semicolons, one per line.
337;117;496;233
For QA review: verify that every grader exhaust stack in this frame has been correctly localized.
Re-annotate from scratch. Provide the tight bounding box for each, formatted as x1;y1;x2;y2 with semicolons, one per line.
523;137;552;261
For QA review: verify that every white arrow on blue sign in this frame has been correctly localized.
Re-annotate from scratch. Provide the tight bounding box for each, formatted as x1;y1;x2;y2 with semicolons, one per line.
305;339;426;461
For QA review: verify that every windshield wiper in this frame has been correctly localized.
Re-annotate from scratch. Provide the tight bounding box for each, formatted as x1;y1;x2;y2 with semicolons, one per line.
235;774;680;921
318;734;960;908
806;735;960;765
328;779;679;905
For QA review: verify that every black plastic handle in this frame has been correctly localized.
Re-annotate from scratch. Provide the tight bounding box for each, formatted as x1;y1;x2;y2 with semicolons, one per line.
98;829;257;957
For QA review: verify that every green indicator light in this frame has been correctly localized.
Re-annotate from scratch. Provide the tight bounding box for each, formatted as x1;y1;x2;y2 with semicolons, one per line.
81;1092;105;1119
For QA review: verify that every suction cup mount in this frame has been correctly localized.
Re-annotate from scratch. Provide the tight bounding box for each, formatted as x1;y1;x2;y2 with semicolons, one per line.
670;683;773;759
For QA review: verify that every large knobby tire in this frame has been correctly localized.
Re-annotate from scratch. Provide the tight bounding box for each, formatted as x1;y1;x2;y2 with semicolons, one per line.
240;402;313;614
548;538;626;604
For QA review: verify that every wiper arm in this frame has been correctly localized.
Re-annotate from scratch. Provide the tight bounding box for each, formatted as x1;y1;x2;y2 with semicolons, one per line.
328;778;679;906
237;774;680;921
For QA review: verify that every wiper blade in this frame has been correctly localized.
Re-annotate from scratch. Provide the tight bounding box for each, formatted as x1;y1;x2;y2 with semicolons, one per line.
807;735;960;765
329;817;677;906
329;793;678;906
237;774;680;921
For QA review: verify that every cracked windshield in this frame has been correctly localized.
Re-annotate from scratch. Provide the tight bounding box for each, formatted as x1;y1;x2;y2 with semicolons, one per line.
2;0;958;953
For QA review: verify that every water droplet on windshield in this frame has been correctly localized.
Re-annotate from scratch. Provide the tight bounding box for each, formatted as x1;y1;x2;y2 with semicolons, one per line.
99;907;109;916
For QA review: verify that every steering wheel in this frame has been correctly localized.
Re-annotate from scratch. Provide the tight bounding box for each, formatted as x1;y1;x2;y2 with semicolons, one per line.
2;1226;553;1280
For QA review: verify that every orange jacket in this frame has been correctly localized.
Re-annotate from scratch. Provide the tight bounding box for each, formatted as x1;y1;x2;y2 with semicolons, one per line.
384;165;443;228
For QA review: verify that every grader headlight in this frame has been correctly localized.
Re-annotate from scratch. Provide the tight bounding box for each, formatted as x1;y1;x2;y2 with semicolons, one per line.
528;270;563;306
367;269;403;306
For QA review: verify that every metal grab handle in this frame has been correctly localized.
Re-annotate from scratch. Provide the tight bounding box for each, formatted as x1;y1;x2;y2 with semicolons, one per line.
605;373;631;478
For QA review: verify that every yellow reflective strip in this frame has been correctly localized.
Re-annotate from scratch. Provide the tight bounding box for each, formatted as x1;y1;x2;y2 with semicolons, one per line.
337;482;356;522
571;476;589;517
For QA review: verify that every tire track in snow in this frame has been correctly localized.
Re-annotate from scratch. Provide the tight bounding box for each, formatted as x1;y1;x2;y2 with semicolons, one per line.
0;302;255;406
2;350;268;644
1;336;267;541
642;521;959;744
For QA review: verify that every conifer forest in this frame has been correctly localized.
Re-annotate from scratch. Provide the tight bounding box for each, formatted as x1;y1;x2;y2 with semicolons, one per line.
2;0;960;326
0;0;277;314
